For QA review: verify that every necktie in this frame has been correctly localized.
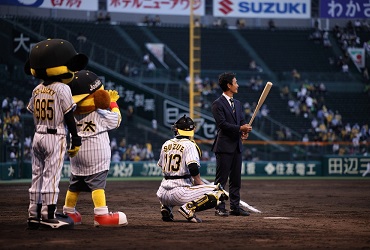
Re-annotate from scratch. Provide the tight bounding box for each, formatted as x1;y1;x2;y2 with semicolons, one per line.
230;98;235;112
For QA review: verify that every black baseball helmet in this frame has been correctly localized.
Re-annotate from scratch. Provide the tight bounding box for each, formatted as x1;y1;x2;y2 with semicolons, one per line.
24;38;88;81
173;115;195;137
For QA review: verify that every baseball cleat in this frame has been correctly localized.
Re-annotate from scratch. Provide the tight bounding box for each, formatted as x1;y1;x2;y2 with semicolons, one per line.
39;213;74;229
65;211;82;225
188;216;202;223
215;208;229;217
178;206;201;223
27;217;40;230
161;205;174;222
94;212;128;227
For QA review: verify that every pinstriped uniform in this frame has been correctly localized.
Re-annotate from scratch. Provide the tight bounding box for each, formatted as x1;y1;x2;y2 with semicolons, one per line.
70;108;120;176
156;137;217;206
27;82;76;211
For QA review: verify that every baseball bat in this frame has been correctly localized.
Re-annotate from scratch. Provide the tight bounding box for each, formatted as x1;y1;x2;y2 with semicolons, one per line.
201;178;262;213
248;81;273;125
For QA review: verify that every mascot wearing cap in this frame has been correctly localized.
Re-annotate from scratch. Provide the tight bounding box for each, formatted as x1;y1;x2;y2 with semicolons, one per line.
62;70;128;227
25;39;87;229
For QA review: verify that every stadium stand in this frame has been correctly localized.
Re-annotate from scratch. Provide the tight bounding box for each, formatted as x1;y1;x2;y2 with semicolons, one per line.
0;16;369;161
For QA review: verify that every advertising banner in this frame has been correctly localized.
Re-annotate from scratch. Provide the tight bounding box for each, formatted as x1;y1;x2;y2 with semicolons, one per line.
0;0;98;11
347;47;365;72
213;0;311;19
320;0;370;18
145;43;164;63
323;156;370;176
107;0;205;16
6;158;370;179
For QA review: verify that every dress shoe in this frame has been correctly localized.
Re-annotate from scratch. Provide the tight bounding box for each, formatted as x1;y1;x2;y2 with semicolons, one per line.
229;208;250;216
215;209;229;217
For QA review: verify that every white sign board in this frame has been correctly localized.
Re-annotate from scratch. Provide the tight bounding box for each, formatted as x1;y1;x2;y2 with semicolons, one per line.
213;0;311;19
107;0;205;16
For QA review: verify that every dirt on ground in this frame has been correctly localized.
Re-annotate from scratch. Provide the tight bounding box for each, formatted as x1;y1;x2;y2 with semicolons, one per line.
0;178;370;250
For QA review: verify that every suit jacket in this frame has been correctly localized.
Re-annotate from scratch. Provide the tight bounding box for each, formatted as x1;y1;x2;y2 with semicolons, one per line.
211;95;246;153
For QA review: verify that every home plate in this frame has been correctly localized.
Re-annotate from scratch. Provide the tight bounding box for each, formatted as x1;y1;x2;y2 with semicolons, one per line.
264;217;294;220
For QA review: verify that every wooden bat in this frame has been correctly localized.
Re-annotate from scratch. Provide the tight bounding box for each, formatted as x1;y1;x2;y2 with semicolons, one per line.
248;81;273;126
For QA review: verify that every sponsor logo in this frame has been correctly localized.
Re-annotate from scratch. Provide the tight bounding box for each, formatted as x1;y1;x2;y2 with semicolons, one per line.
239;2;307;15
219;0;233;15
89;79;101;92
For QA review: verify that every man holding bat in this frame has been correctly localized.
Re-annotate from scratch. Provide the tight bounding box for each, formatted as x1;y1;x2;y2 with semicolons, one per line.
211;72;252;217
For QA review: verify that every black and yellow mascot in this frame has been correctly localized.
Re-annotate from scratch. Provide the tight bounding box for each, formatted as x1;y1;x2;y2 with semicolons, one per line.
25;38;88;229
62;70;128;227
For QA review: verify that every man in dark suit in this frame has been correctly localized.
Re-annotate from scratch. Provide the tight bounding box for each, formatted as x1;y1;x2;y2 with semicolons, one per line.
211;72;252;217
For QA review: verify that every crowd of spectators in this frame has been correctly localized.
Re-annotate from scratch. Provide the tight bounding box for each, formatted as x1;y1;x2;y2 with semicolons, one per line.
110;137;155;162
1;96;31;162
279;81;369;155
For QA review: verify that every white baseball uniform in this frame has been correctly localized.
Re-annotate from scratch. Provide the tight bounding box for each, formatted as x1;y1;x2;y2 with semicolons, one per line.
156;137;217;206
70;108;121;176
27;82;76;217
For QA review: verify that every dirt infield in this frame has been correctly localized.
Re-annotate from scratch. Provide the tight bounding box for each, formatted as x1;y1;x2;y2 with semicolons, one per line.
1;178;370;250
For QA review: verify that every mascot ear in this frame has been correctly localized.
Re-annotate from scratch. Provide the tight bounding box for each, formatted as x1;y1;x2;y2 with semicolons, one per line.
94;89;111;109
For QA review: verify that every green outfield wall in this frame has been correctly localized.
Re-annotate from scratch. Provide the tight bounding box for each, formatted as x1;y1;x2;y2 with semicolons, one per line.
1;155;369;180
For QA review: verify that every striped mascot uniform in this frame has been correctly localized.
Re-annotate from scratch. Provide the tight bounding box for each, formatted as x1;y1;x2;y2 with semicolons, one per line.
62;70;127;227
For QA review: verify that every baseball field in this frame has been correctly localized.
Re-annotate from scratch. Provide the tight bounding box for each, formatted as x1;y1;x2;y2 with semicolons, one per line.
1;178;369;249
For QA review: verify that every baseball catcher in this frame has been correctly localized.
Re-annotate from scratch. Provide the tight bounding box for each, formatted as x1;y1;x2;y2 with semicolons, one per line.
156;115;228;223
62;70;127;227
25;38;87;229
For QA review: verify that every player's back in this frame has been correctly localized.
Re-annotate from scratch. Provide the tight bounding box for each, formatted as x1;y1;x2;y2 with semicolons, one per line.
27;82;75;134
159;138;199;177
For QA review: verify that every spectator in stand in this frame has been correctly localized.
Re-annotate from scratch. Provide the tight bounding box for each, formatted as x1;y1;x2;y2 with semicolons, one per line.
354;19;362;32
105;13;111;22
76;32;87;53
268;19;276;31
2;97;10;113
153;15;161;26
143;15;151;25
280;85;290;100
362;19;370;31
110;137;118;151
342;63;349;73
291;69;301;82
97;12;104;23
243;102;252;121
236;19;246;29
362;68;369;84
249;60;263;72
302;134;309;142
309;28;322;43
322;31;332;47
112;151;121;163
332;139;340;154
126;105;134;122
143;53;150;65
147;61;156;71
122;62;131;76
152;119;158;130
318;82;327;95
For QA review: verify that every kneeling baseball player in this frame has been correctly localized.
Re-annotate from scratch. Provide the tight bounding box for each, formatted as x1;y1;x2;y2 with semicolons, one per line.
156;115;228;223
